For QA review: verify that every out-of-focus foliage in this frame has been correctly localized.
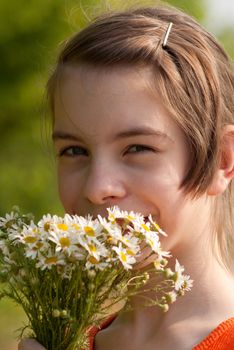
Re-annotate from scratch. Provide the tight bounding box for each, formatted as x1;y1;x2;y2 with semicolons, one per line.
0;0;80;219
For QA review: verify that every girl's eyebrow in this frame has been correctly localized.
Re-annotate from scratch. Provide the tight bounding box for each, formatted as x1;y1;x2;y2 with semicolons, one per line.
113;127;173;142
52;131;82;142
52;127;174;143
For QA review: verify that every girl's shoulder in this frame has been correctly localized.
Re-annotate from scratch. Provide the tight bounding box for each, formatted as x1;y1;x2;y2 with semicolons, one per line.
89;316;234;350
193;318;234;350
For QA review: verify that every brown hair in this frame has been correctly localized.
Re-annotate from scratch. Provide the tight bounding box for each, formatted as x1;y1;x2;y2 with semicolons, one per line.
47;5;234;270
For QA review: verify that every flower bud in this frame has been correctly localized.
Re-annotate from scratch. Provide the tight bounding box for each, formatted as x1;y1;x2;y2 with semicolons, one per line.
88;283;95;291
165;291;177;304
52;309;60;318
143;272;149;281
160;303;169;313
154;258;168;270
60;310;68;318
87;270;96;279
160;258;168;267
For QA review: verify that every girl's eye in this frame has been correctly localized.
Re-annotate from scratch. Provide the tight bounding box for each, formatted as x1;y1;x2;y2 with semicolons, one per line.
59;146;88;157
126;144;154;154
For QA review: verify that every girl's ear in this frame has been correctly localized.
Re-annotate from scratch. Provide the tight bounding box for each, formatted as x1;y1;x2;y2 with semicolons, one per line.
207;125;234;196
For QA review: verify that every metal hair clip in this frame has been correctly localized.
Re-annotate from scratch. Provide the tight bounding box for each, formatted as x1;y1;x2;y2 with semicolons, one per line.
162;22;173;48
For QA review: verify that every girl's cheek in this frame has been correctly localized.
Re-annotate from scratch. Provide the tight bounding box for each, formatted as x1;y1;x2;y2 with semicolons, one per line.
58;171;79;211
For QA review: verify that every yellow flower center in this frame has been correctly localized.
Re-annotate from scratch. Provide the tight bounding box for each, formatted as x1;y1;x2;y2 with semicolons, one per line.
155;223;161;230
84;226;95;236
44;222;50;232
152;222;161;231
24;236;37;244
88;244;97;252
72;223;80;230
57;223;69;231
122;237;129;244
141;224;150;231
36;242;43;249
120;252;127;262
126;249;135;256
32;242;43;251
88;256;99;264
59;237;71;248
45;256;58;265
109;214;116;222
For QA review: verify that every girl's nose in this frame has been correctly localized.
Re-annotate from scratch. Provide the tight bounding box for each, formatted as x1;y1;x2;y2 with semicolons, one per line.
82;162;127;205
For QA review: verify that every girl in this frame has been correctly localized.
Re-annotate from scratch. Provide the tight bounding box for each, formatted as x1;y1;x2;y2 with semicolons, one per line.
19;3;234;350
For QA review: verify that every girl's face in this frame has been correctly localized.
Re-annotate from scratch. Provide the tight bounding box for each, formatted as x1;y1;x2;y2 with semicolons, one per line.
53;65;209;250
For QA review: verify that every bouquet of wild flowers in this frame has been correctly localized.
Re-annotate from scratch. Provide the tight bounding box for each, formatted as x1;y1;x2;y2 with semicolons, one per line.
0;207;192;350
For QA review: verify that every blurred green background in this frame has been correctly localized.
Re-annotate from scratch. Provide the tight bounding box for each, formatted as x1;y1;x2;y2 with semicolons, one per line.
0;0;233;349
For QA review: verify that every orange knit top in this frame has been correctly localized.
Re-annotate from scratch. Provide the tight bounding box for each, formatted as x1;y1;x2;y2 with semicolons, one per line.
89;317;234;350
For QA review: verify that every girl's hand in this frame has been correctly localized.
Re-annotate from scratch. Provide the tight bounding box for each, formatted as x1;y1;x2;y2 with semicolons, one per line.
133;242;158;270
18;338;46;350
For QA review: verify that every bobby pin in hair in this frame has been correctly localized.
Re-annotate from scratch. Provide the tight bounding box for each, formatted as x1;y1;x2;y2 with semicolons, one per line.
162;22;173;48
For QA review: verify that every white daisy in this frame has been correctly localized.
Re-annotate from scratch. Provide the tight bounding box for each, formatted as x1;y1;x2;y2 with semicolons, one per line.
50;217;71;234
107;207;144;224
82;240;108;261
24;240;50;259
180;274;193;292
112;243;136;270
38;214;60;235
85;257;110;271
10;224;40;246
173;260;193;292
71;216;102;246
118;232;140;254
0;212;18;228
165;290;178;304
48;229;79;256
141;230;161;254
98;216;124;245
36;253;65;270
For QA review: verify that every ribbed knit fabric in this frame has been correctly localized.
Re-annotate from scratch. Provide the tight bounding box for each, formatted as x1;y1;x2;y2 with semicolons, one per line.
88;317;234;350
193;318;234;350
